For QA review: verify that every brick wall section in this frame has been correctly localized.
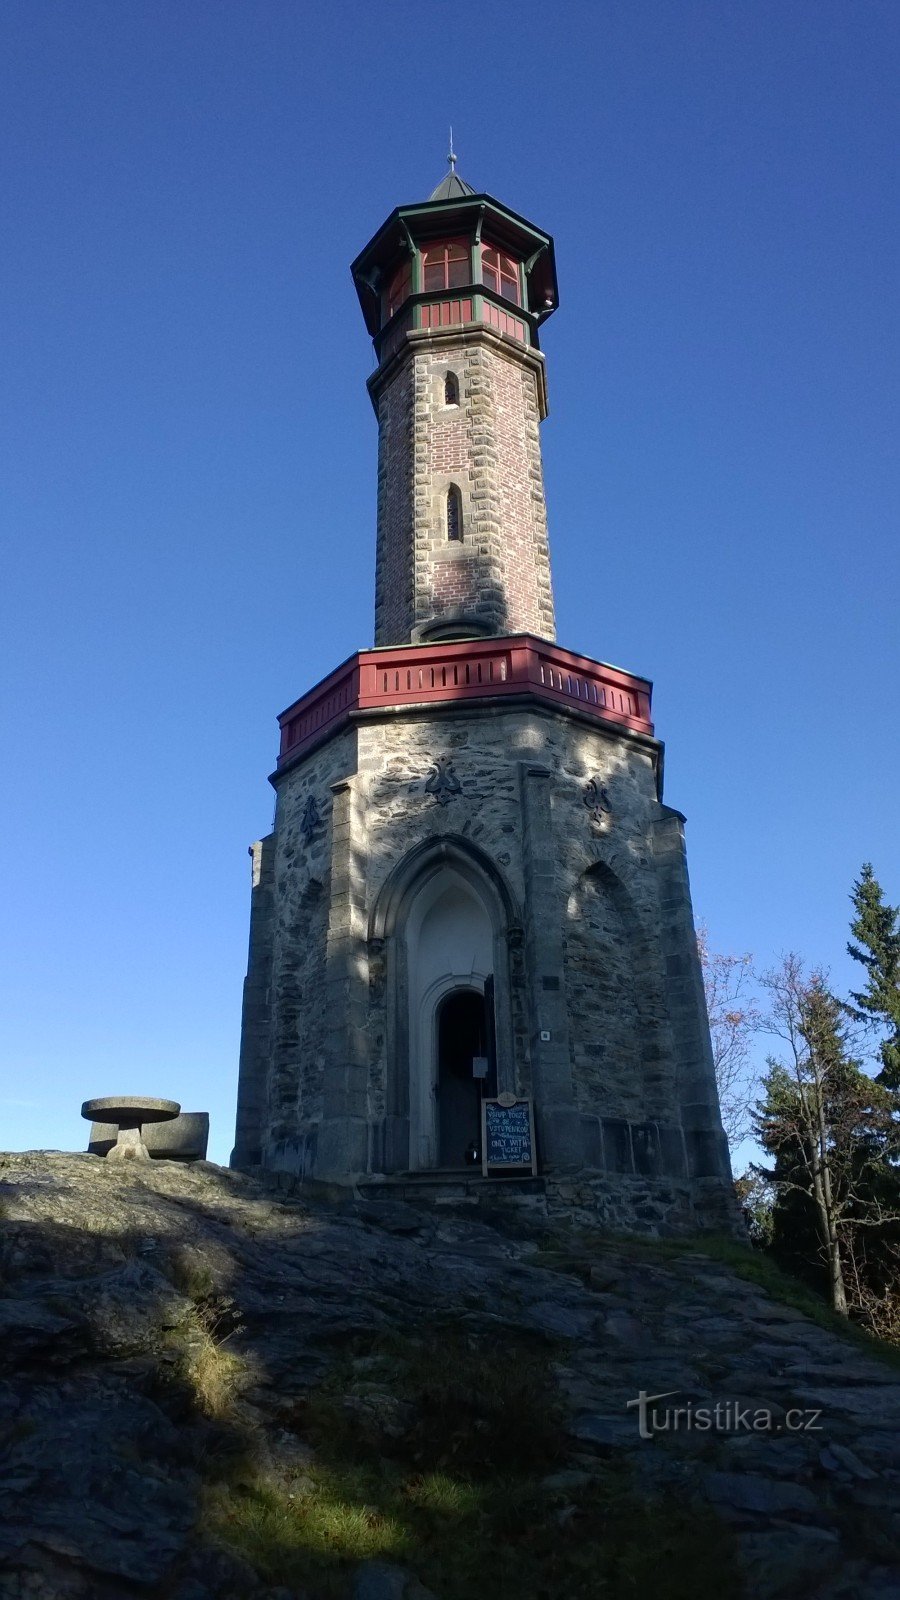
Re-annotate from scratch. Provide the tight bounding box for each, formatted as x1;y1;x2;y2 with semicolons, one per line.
372;328;557;645
433;556;479;611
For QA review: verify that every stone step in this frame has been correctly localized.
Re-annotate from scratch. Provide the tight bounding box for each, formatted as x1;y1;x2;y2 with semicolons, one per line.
357;1172;547;1207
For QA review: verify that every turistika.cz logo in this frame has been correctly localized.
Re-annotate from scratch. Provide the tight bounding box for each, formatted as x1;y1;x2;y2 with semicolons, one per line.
626;1390;824;1441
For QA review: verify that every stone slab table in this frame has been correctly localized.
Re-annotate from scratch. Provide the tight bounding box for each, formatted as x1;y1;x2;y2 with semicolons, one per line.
81;1097;180;1161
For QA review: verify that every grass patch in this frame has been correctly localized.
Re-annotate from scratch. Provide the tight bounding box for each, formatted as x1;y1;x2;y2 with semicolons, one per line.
627;1232;900;1370
207;1467;409;1586
206;1320;740;1599
533;1225;900;1370
303;1326;564;1479
166;1245;215;1302
208;1458;737;1599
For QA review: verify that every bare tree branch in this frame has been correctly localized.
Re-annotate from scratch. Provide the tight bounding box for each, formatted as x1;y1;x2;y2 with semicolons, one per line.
697;923;760;1149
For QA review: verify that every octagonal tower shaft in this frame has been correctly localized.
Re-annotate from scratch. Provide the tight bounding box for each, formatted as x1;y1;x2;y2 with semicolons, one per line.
352;177;560;647
371;330;556;645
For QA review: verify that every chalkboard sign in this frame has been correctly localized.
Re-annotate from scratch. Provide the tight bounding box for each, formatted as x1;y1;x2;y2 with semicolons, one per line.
481;1094;537;1176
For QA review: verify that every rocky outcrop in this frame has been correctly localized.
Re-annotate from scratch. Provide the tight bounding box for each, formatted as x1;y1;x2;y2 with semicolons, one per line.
1;1152;899;1599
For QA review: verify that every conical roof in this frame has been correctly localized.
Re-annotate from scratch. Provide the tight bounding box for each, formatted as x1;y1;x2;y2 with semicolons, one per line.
428;169;475;201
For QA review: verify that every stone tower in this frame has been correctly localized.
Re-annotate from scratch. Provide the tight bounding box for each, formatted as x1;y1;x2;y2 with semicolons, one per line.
232;162;735;1233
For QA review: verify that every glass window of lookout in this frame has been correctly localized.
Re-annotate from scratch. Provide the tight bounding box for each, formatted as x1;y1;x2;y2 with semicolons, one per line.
482;244;521;305
376;233;525;328
423;239;469;292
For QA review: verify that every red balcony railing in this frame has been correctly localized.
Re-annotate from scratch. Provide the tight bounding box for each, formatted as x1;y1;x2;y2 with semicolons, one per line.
277;635;653;767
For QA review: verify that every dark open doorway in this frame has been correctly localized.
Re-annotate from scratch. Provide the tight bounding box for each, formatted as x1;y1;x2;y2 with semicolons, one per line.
436;985;496;1168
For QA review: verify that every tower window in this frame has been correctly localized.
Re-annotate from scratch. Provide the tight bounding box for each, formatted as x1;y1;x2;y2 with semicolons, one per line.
444;371;459;406
385;258;412;322
422;239;470;292
447;485;462;541
482;245;521;306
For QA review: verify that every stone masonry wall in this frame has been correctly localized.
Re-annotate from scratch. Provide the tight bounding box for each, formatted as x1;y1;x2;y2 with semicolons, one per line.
238;701;733;1227
234;729;357;1174
373;358;414;647
372;329;556;645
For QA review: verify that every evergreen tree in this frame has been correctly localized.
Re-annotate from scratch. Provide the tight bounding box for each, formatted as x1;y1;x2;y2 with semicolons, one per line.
754;1060;827;1293
847;863;900;1088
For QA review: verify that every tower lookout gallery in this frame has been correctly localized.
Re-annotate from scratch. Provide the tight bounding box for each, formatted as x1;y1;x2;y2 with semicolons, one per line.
232;163;735;1232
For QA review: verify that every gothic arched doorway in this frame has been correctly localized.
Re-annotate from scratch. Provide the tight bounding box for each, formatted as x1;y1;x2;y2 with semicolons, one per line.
436;985;497;1168
369;836;519;1174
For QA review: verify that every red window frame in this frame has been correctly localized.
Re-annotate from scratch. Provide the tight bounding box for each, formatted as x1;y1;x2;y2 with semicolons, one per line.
385;258;412;322
422;238;470;293
482;244;521;306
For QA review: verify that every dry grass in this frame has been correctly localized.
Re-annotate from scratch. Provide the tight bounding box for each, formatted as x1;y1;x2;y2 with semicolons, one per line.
167;1308;249;1420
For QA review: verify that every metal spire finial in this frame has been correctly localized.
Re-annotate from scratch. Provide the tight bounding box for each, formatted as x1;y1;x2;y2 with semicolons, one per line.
447;127;457;172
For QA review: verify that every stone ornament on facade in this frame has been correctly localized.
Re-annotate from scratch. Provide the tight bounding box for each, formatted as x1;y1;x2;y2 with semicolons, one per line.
300;795;322;845
424;755;462;805
583;776;613;831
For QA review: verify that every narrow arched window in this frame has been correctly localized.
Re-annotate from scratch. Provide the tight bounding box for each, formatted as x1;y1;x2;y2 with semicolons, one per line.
447;485;462;541
444;371;459;406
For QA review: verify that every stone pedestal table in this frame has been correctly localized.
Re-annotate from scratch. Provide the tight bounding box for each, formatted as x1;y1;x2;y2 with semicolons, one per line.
81;1097;180;1161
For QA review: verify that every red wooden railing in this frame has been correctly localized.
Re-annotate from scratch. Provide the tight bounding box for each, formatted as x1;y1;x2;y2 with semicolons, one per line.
277;635;653;766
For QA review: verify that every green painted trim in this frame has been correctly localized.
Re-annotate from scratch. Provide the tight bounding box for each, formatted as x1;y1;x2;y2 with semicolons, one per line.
471;205;485;285
396;195;550;248
523;246;542;309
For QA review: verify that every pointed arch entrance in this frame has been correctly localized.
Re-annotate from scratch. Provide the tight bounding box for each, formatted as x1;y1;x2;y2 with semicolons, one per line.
371;838;517;1173
436;985;496;1167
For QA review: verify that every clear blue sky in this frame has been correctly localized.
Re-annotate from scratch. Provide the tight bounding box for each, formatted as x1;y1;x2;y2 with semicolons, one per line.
2;1;897;1164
